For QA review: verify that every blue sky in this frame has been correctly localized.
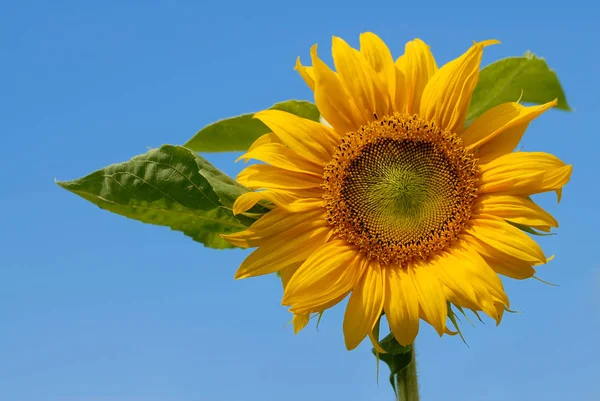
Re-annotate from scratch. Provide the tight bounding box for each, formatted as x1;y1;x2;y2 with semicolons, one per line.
1;1;598;400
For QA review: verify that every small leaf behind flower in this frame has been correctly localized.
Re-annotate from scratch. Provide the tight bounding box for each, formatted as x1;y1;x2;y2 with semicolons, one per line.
467;52;570;124
372;332;412;393
183;100;320;152
57;145;265;248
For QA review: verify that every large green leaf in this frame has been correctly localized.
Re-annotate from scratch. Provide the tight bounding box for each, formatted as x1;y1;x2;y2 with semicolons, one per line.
183;100;320;152
57;145;267;248
467;52;571;124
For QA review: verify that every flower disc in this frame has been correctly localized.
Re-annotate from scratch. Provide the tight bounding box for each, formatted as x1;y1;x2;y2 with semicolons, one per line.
323;113;479;265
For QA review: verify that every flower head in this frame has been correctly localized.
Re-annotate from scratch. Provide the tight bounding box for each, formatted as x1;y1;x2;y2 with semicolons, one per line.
223;33;572;350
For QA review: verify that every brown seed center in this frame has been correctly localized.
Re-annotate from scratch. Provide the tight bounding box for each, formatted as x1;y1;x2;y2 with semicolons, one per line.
323;113;479;266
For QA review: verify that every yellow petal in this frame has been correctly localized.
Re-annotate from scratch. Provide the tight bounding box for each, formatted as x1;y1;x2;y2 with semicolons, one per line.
237;143;324;176
431;255;479;311
494;302;505;326
434;245;508;322
467;236;537;279
359;32;397;108
231;191;266;215
284;240;363;314
231;188;323;215
332;36;391;121
234;225;331;279
280;262;302;289
456;244;509;305
410;261;447;336
479;151;572;201
223;208;324;248
383;266;420;346
310;44;365;134
420;40;499;133
369;327;387;354
463;100;557;164
475;194;558;232
467;215;546;264
394;66;408;114
396;38;438;114
244;132;282;157
237;164;322;190
292;313;310;334
254;109;339;163
343;259;384;350
303;293;349;316
294;57;315;91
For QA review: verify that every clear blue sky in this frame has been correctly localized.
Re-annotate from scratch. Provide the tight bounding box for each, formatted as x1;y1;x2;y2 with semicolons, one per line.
1;1;598;400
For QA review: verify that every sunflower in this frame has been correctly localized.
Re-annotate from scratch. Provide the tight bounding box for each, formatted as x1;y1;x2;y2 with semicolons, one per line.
223;33;572;350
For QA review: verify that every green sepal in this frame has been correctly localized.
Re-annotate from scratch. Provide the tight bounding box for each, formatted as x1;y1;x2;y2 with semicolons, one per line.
448;303;468;345
507;221;556;236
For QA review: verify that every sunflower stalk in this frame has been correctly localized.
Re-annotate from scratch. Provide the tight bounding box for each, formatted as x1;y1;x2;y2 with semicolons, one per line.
395;346;419;401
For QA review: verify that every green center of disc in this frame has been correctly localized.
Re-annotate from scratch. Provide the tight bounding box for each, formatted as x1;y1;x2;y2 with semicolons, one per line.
369;168;429;218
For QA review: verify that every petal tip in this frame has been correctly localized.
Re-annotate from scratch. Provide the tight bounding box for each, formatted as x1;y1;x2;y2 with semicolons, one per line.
344;336;361;351
252;110;267;120
281;292;292;305
369;331;387;354
234;154;247;164
234;269;248;280
478;39;501;47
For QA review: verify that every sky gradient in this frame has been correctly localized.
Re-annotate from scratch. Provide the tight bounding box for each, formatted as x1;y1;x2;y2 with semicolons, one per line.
1;1;598;400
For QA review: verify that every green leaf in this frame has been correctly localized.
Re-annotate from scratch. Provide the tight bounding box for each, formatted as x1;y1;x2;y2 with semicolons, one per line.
372;333;413;393
183;100;320;153
467;52;570;124
192;152;270;226
57;145;266;249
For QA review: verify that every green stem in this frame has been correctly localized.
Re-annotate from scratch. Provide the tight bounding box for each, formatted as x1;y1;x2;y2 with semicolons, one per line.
395;346;419;401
